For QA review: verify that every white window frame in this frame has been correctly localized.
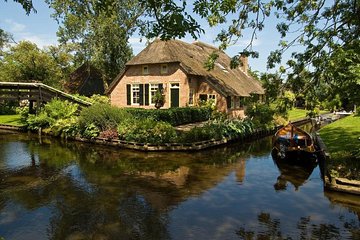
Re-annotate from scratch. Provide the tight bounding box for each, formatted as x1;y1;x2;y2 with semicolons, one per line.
131;84;140;105
150;83;159;105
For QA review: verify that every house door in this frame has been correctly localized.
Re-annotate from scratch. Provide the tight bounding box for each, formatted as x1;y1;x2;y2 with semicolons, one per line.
170;83;180;108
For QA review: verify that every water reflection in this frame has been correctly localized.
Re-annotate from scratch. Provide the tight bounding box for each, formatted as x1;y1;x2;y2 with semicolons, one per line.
0;130;359;239
273;159;317;191
236;211;360;239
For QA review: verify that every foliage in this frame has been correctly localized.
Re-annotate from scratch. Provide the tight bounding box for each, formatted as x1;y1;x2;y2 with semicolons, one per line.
152;90;165;109
245;102;275;128
0;100;17;114
26;99;79;136
324;94;342;112
51;116;79;137
125;106;212;126
79;103;130;131
46;0;137;84
179;119;255;143
260;73;283;103
0;41;74;88
306;107;320;118
81;123;100;139
99;128;119;140
5;0;36;15
273;90;295;116
72;94;110;105
118;118;177;144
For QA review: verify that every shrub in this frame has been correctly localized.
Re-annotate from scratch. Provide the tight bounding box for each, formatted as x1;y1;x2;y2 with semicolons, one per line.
179;119;255;143
81;123;100;139
0;100;17;114
124;106;212;126
99;128;118;139
71;94;110;105
25;99;79;136
79;103;130;131
118;118;177;144
306;107;320;118
245;102;275;126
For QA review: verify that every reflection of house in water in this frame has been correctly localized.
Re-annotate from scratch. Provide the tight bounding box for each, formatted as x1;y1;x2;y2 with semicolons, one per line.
138;166;190;186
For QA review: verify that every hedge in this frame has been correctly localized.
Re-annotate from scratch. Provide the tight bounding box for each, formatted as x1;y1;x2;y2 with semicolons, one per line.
124;106;212;126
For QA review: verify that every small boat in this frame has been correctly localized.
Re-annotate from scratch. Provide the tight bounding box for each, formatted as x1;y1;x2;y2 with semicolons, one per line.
272;123;317;163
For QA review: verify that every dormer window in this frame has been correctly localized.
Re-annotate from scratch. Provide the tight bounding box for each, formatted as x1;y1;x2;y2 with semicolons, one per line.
161;64;168;74
142;65;149;75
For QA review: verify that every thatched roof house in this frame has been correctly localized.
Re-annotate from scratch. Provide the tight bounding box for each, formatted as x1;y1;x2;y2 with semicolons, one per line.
65;63;105;96
107;39;264;117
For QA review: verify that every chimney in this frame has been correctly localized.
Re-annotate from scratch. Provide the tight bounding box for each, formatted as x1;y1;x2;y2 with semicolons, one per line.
240;54;248;74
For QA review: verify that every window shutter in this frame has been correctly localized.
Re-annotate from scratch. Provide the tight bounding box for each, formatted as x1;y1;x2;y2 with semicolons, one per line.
139;84;144;105
226;96;231;109
159;83;163;92
145;84;149;106
126;84;131;105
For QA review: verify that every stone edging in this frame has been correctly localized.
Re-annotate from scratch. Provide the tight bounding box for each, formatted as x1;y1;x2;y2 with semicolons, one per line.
315;133;360;195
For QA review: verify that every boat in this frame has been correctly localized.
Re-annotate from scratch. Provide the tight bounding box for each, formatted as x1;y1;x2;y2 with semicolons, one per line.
272;123;317;164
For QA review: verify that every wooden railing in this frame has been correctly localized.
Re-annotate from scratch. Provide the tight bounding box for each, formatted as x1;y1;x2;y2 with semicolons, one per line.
0;82;91;110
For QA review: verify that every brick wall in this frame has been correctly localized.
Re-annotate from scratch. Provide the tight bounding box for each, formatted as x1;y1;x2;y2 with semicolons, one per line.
109;62;245;118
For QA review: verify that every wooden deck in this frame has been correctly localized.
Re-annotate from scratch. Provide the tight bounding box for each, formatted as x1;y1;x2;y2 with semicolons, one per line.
0;82;91;111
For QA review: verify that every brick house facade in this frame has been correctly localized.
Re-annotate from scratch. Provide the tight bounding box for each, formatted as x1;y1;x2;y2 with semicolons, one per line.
107;39;264;118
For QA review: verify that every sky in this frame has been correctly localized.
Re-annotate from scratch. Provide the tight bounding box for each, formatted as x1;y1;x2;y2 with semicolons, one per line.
0;0;290;73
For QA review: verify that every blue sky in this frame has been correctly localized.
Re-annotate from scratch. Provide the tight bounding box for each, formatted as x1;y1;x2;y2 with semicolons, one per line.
0;0;289;73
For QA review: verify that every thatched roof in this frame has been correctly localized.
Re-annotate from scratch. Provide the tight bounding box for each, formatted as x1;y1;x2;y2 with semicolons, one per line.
108;39;264;96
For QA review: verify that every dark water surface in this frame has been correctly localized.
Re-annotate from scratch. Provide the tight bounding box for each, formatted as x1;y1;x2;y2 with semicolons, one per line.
0;130;359;240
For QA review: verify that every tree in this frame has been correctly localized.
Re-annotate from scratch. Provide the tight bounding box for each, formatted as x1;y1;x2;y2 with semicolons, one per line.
3;0;36;15
46;0;141;85
0;41;74;88
139;0;359;106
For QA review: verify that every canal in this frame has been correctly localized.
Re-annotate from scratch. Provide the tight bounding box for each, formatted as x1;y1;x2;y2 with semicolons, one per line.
0;129;359;239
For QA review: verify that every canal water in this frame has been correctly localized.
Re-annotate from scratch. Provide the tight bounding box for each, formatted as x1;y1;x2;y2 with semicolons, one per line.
0;129;359;240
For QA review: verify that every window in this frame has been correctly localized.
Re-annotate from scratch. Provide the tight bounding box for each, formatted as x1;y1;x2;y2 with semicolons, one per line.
150;83;159;104
208;94;216;101
142;65;149;75
199;94;207;102
231;97;234;109
161;64;168;74
132;84;140;104
170;83;179;88
239;97;245;108
189;88;194;105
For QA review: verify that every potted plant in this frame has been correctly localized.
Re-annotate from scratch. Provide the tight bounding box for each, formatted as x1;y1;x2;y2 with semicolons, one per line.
152;90;165;109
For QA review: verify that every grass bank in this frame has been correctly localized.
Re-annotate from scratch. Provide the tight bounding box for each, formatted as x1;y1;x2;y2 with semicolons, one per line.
319;115;360;180
0;115;24;126
287;108;328;121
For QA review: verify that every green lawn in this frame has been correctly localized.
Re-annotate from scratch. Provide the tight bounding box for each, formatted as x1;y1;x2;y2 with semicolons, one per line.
287;108;308;121
319;115;360;179
0;115;25;126
287;108;328;121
